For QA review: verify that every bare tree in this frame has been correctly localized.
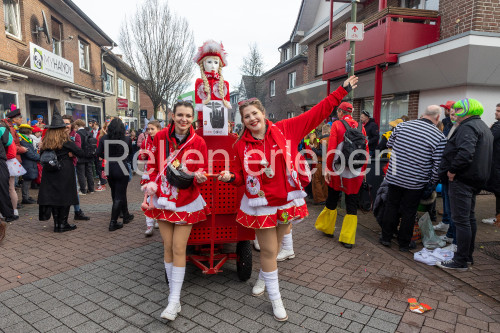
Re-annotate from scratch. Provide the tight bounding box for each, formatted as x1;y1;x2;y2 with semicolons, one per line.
120;0;195;119
240;43;265;101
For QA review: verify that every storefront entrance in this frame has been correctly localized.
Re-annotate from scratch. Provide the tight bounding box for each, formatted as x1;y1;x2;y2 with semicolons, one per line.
29;100;49;125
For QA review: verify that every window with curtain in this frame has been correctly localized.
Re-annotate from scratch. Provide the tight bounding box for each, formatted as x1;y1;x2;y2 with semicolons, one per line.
288;72;296;89
130;85;136;102
4;0;22;39
79;39;90;71
118;78;126;98
269;80;275;97
52;18;62;56
104;71;114;93
316;41;327;76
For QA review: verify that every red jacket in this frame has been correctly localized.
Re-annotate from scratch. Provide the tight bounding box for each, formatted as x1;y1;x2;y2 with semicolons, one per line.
148;125;207;207
326;115;368;194
1;119;26;161
232;85;348;206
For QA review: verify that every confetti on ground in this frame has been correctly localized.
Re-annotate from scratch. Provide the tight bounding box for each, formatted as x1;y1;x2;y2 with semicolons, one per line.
17;275;21;279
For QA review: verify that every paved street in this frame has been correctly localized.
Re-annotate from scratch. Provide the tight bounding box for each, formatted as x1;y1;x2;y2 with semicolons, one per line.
1;176;500;332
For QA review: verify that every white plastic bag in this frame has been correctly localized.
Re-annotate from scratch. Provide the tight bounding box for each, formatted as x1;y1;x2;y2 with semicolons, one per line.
418;213;446;249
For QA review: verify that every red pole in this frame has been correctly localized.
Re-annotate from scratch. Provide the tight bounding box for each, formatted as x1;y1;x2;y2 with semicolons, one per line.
373;65;383;126
329;0;334;39
379;0;387;11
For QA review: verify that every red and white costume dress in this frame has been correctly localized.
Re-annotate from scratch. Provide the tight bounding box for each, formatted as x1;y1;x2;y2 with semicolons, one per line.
326;114;368;194
231;85;349;229
143;125;210;224
139;134;154;186
194;72;230;114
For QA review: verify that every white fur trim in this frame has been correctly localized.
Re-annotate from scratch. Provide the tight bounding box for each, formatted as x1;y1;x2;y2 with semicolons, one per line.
141;173;150;180
240;195;277;216
176;195;206;213
287;190;307;201
293;198;306;206
195;104;203;112
248;197;268;208
156;197;176;211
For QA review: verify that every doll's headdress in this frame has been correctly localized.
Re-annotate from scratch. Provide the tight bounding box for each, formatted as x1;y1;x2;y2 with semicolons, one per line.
194;40;228;67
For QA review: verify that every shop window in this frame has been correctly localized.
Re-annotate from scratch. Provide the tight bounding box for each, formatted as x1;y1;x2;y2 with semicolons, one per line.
4;0;22;39
0;90;18;119
104;71;114;94
118;78;126;98
65;102;85;121
288;72;296;89
269;80;275;97
130;85;136;102
363;94;409;135
87;106;102;125
79;39;90;71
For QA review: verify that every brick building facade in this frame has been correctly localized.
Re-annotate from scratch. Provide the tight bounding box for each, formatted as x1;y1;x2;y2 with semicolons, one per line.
0;0;114;126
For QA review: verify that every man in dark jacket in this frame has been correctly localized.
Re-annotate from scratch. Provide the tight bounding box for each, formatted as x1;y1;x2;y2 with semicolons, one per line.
437;98;494;271
360;110;379;157
440;100;455;137
74;119;95;194
482;103;500;225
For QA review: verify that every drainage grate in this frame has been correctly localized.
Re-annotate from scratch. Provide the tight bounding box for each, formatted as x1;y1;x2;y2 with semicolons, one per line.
476;241;500;260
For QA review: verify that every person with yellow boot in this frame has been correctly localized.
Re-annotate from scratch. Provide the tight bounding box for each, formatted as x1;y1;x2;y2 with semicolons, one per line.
315;102;368;248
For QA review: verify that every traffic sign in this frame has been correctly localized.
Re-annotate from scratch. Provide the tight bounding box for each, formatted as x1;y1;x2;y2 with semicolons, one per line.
346;22;364;41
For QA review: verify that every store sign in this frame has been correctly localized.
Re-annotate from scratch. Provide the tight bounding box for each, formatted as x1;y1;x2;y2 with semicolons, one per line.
125;109;134;117
117;98;128;109
29;42;74;83
140;109;147;118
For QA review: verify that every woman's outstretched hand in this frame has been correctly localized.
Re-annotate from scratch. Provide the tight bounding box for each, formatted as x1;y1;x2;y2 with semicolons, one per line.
218;171;233;183
342;75;359;92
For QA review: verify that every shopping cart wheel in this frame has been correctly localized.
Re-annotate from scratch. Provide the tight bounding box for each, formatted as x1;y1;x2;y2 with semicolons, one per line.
236;240;252;281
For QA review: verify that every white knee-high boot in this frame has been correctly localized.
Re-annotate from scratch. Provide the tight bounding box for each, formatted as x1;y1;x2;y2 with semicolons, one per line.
261;269;287;321
160;265;184;320
252;269;266;296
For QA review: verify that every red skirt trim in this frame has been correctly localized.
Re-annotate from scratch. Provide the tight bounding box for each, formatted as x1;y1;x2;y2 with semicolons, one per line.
143;206;210;225
236;203;309;229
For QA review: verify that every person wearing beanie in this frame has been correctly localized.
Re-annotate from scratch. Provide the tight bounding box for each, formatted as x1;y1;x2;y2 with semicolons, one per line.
315;101;368;249
360;110;379;157
220;76;359;321
437;98;494;271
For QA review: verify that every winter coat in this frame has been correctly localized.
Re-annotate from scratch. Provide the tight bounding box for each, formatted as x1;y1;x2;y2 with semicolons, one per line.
486;121;500;194
373;178;389;227
1;119;26;161
326;115;369;195
442;116;453;137
363;118;379;152
76;128;91;163
0;124;13;161
38;140;84;206
439;116;494;190
96;135;132;178
20;139;40;180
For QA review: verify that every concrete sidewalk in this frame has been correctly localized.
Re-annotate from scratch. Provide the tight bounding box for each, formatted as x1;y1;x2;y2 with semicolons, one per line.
0;177;499;332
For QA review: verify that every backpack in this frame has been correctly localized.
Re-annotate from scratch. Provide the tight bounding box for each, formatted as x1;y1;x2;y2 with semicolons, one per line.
84;132;98;158
40;150;61;172
339;119;367;169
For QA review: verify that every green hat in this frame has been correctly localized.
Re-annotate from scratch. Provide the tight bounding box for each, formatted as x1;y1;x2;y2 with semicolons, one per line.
453;98;484;117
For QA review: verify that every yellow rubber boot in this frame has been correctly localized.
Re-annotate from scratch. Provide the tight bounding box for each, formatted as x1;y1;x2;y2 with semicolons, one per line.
314;208;337;236
338;214;357;245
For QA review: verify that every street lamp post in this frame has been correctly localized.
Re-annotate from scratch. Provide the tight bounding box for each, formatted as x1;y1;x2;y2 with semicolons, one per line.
348;0;357;100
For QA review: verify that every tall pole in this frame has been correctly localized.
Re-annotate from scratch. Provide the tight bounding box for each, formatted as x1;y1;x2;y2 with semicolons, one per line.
348;0;357;100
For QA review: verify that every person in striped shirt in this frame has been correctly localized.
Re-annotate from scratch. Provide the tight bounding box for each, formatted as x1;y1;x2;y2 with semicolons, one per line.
379;105;446;252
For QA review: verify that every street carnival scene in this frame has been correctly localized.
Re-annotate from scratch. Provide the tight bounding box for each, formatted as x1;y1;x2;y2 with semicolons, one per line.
1;0;500;332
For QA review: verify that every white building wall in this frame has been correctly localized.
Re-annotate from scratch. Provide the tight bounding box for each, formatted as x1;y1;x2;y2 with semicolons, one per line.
419;86;497;126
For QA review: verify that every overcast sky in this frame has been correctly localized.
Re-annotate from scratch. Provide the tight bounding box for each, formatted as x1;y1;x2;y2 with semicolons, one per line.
72;0;302;91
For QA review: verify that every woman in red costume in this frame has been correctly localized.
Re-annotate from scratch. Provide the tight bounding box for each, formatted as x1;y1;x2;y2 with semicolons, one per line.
142;102;208;321
219;76;359;321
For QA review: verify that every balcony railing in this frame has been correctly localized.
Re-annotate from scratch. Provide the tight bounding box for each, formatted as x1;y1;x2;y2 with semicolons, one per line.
323;7;440;80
